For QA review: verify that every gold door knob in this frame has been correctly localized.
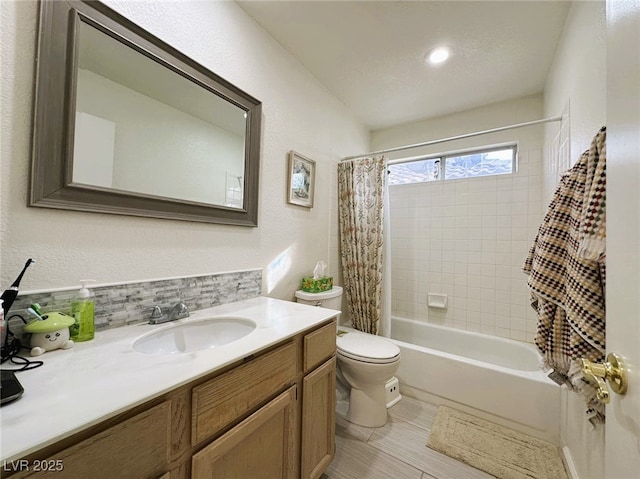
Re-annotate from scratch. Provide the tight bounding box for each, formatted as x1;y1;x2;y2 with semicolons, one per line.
580;353;628;404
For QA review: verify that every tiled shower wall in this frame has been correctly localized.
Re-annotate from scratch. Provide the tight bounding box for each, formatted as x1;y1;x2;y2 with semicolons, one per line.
389;148;544;342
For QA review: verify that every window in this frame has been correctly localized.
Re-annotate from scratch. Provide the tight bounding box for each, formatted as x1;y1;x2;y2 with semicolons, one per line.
388;157;441;185
388;145;516;186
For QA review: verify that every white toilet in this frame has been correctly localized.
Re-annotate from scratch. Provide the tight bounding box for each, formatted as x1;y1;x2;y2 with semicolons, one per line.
295;286;401;428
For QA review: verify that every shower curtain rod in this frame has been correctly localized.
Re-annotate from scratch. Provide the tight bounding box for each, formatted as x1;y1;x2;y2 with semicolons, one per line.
341;115;563;161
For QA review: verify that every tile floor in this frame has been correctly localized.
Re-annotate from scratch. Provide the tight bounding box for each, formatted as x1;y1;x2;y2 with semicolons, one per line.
323;396;495;479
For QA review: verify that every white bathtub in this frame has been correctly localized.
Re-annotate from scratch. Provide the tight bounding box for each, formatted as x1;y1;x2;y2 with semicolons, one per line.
389;317;561;443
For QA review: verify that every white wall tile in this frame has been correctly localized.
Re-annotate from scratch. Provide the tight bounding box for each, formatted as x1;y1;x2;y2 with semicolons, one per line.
390;146;543;343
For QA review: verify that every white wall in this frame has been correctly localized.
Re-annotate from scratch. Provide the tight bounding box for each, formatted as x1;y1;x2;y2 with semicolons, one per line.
542;2;606;478
544;1;607;170
372;94;544;161
74;112;116;188
0;1;369;299
373;95;544;342
76;69;244;206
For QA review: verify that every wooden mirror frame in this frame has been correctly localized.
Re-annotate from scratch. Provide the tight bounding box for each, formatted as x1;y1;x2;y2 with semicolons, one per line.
30;0;262;226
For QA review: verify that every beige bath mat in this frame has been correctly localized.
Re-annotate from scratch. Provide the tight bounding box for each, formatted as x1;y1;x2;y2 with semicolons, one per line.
427;406;568;479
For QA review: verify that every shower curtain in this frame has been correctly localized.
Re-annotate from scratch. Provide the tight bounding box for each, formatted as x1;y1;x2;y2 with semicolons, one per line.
337;156;390;335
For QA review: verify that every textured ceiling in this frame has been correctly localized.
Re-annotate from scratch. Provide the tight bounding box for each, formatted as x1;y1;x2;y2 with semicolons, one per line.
237;1;571;131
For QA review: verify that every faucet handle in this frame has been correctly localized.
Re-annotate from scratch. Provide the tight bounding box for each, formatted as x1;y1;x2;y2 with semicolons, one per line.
170;301;190;320
151;305;164;319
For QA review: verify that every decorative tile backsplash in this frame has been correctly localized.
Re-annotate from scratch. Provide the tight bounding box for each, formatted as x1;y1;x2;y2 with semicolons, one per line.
9;269;262;331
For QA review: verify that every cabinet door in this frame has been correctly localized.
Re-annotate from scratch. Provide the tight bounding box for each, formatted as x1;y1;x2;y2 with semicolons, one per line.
301;357;336;479
191;386;297;479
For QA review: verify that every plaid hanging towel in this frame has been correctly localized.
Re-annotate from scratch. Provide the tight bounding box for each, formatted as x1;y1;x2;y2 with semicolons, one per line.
578;127;607;261
524;127;607;424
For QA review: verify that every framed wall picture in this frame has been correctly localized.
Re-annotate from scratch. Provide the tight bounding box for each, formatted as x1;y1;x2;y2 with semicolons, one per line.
287;151;315;208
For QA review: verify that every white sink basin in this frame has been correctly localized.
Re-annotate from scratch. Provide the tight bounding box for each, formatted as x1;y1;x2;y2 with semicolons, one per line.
133;317;256;355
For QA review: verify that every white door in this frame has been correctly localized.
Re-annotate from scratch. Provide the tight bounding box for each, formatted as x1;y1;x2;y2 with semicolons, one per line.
605;0;640;477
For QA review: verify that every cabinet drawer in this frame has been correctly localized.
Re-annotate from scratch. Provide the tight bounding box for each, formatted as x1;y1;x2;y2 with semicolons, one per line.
192;341;297;445
17;402;172;479
303;320;336;373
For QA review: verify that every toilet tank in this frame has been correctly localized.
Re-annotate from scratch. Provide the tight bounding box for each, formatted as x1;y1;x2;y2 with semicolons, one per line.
295;286;343;310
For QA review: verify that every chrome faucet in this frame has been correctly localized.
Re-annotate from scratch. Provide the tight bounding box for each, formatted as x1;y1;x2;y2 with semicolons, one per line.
148;301;190;324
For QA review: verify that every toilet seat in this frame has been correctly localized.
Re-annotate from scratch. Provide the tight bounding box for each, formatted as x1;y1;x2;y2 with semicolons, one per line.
336;331;400;364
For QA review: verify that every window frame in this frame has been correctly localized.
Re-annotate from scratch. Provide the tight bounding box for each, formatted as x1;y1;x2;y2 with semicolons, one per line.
388;143;518;185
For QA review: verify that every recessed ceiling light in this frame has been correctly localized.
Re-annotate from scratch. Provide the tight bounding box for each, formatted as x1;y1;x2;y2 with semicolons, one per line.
426;46;450;65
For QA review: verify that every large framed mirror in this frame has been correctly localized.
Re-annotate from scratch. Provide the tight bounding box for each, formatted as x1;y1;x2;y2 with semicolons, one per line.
31;0;262;226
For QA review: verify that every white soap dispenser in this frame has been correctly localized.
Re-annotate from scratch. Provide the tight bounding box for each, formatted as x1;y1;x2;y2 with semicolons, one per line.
70;280;95;342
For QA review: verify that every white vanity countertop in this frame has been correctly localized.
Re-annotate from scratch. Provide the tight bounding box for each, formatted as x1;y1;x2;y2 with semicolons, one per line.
0;297;339;462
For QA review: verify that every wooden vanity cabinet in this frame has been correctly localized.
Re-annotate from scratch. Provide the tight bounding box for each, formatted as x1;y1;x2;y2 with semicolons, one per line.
189;339;299;479
190;318;337;479
7;318;337;479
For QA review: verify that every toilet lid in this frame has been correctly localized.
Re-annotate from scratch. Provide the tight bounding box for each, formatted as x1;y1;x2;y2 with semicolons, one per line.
336;331;400;364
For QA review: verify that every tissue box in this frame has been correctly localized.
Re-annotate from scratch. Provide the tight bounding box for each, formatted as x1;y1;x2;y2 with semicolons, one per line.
301;276;333;293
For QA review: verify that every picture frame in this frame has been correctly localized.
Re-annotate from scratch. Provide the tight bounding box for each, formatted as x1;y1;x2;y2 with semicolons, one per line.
287;151;315;208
